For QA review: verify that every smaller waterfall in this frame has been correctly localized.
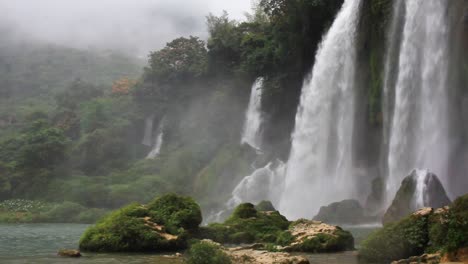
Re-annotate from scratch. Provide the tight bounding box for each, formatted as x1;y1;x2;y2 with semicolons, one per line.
146;119;165;159
228;160;286;208
206;160;286;223
141;115;154;147
413;169;428;209
241;78;264;150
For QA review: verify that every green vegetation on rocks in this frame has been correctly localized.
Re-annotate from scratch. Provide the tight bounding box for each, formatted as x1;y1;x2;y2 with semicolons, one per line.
186;241;231;264
79;193;202;252
359;194;468;263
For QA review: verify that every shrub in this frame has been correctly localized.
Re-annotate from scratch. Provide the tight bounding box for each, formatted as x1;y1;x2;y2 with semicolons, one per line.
186;241;231;264
359;214;429;262
147;193;202;232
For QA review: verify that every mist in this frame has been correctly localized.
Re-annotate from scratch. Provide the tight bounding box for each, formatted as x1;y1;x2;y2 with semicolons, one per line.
0;0;252;56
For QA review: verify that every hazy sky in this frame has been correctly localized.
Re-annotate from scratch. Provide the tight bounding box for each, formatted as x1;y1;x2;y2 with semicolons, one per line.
0;0;253;56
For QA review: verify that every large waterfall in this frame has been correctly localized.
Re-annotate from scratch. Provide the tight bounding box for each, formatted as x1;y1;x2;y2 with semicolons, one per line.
278;0;362;219
241;78;264;150
384;0;451;204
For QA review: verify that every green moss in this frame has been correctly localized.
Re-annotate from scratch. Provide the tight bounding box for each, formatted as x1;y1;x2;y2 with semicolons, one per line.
79;193;203;252
255;200;276;212
147;193;202;232
359;213;430;262
228;203;257;219
198;203;289;244
429;194;468;253
186;241;231;264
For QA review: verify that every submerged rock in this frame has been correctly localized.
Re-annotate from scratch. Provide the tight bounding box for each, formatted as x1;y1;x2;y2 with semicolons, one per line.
313;199;376;225
383;170;451;224
57;249;81;257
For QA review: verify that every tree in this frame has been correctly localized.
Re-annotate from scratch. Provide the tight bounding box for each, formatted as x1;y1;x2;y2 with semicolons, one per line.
55;78;103;110
17;120;69;170
147;36;207;83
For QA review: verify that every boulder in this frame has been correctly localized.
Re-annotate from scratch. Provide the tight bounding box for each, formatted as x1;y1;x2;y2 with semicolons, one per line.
79;193;201;252
57;249;81;257
383;170;451;224
313;199;376;225
359;194;468;263
255;200;276;212
282;219;354;253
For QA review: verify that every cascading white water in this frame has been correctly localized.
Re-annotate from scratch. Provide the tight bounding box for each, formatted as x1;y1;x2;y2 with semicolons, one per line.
278;0;362;219
206;160;286;223
241;77;264;150
385;0;450;205
146;119;165;159
141;115;154;147
227;160;286;209
413;169;428;209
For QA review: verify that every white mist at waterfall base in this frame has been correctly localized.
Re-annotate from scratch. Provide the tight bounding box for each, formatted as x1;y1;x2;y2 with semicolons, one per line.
241;78;264;150
384;0;451;205
206;160;286;223
278;0;362;219
146;119;165;159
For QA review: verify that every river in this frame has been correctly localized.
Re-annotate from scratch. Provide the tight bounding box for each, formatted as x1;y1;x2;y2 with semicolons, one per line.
0;223;378;263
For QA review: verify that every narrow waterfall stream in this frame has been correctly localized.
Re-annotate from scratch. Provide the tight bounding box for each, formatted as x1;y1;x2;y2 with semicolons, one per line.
278;0;363;219
241;77;264;150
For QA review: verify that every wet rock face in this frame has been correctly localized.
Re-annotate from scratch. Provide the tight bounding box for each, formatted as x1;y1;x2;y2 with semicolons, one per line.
313;199;374;225
383;170;451;224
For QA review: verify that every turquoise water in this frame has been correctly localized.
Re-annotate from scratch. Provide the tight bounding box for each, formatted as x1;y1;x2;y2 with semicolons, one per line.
0;223;379;263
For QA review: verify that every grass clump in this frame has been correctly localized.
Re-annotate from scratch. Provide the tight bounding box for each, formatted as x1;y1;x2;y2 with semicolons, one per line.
186;241;231;264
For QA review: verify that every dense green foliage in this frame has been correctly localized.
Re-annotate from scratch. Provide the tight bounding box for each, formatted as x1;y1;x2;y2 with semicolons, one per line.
186;241;231;264
79;193;201;252
359;213;429;262
198;203;289;244
359;195;468;262
147;193;202;231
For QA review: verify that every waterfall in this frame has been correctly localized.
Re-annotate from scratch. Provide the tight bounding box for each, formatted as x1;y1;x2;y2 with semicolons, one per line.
413;169;428;209
146;118;165;159
206;160;286;223
278;0;362;219
241;77;264;150
385;0;450;204
141;115;154;147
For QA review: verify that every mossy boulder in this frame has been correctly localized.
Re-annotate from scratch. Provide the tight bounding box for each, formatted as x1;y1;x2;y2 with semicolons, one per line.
197;203;289;244
283;219;354;253
147;193;202;231
359;194;468;263
383;170;451;224
79;193;202;252
186;240;232;264
255;200;276;212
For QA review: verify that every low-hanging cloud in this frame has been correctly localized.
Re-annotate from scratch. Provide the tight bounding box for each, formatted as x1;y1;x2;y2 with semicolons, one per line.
0;0;253;56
